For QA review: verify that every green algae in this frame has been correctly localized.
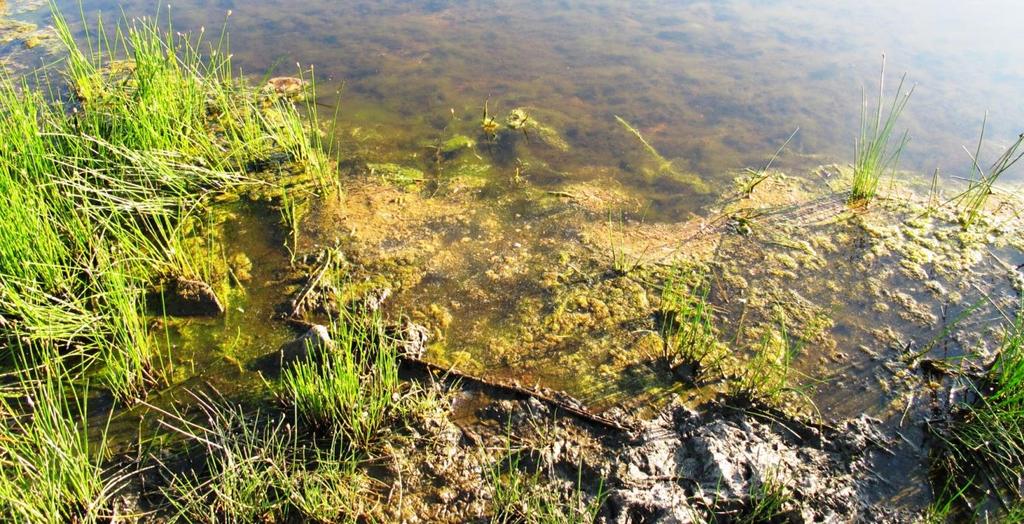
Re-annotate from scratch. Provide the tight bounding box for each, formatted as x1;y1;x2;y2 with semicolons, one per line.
368;162;426;187
439;134;476;155
0;19;35;45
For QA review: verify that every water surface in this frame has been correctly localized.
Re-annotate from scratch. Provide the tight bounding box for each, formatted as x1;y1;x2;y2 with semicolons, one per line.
60;0;1024;189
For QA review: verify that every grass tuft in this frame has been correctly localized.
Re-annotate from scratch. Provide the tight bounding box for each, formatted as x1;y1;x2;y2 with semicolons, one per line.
0;355;127;523
659;265;727;378
939;305;1024;506
2;4;333;393
728;321;808;407
850;55;913;202
0;4;341;521
161;397;372;523
955;114;1024;229
280;310;400;449
743;466;792;524
488;441;605;524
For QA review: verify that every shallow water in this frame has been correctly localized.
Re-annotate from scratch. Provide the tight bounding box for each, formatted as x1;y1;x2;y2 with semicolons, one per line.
59;0;1024;186
4;0;1023;429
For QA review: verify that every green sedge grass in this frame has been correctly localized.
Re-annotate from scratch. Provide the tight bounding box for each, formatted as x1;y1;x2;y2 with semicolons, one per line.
954;114;1024;229
850;55;913;202
279;309;400;450
940;306;1024;505
0;352;128;523
157;396;372;523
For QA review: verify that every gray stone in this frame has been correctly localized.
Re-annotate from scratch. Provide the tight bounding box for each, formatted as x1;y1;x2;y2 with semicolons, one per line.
395;320;430;359
280;324;333;366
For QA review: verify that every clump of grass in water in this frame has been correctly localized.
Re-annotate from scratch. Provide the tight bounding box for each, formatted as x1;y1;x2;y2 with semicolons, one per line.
607;210;650;275
954;114;1024;229
279;310;400;450
659;265;727;378
0;353;128;522
50;5;334;185
159;396;373;522
728;321;810;408
0;7;344;518
90;248;166;402
0;3;334;395
850;55;913;203
938;304;1024;508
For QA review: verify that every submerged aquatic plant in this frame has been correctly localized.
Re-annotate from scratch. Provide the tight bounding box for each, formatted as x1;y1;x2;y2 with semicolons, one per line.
615;115;676;175
954;114;1024;229
850;55;913;202
614;115;708;193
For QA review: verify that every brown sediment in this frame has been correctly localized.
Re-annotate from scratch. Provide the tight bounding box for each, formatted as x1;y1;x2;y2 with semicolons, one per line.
283;248;336;318
163;277;225;317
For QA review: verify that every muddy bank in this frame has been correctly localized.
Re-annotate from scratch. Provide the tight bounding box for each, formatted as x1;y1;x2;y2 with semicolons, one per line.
354;375;916;523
